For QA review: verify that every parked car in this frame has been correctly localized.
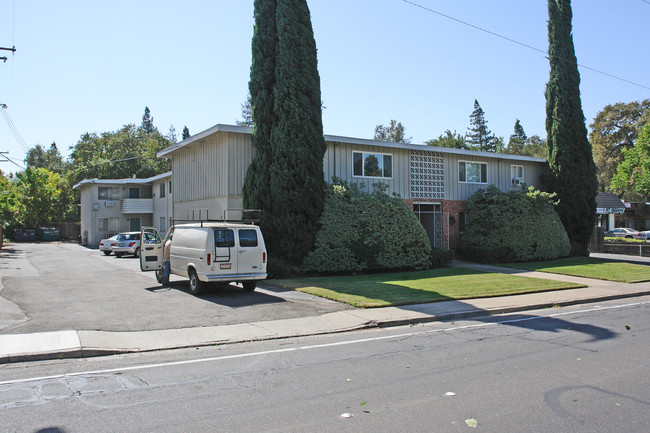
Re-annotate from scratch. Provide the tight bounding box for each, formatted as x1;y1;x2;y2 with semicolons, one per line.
99;235;119;255
635;230;650;240
604;227;640;239
112;232;142;257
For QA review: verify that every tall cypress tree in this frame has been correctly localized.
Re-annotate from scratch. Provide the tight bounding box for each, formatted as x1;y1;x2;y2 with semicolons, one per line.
242;0;277;238
545;0;598;255
270;0;326;264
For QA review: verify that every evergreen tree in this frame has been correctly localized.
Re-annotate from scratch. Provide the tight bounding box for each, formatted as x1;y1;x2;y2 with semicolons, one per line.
167;125;177;143
182;126;191;140
507;119;528;154
466;100;495;152
243;0;278;253
141;106;156;134
269;0;327;265
236;93;254;127
545;0;598;255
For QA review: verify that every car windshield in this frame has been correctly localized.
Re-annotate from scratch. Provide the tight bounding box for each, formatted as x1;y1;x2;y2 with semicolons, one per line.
116;234;126;240
123;234;139;240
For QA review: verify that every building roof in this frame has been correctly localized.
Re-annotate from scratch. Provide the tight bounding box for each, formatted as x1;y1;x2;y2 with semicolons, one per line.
596;192;625;209
72;171;172;190
157;123;547;163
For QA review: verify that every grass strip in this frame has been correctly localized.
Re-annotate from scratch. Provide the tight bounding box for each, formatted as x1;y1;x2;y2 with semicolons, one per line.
268;267;584;308
500;257;650;283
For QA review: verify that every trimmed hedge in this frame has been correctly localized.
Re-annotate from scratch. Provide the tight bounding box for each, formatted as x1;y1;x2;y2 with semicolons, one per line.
430;248;454;267
462;186;570;262
303;182;432;273
456;246;515;264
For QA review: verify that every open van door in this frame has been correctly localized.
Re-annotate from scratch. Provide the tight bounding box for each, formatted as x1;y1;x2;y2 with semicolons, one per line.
140;227;163;272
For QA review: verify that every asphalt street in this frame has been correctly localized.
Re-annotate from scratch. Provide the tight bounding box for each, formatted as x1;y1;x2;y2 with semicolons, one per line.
0;243;349;334
0;297;648;433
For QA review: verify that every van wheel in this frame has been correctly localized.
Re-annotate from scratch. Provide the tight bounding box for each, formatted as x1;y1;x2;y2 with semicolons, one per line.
155;269;163;283
188;269;204;295
242;281;256;292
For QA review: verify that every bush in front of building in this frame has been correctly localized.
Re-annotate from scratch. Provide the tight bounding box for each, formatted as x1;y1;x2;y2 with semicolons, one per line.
462;186;570;262
430;248;454;267
303;181;432;274
455;245;515;264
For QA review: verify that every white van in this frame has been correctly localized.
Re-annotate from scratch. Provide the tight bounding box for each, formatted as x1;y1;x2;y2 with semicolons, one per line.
139;222;267;295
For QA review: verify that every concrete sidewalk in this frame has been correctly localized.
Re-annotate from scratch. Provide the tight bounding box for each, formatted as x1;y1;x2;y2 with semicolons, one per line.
2;260;650;364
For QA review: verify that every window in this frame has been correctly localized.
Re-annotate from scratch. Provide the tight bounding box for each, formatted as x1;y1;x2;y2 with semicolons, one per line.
98;217;119;234
98;186;120;200
353;152;393;178
238;229;258;247
459;161;487;183
159;183;165;198
169;181;172;194
214;229;235;248
459;211;468;233
129;187;140;199
160;217;166;233
511;165;524;186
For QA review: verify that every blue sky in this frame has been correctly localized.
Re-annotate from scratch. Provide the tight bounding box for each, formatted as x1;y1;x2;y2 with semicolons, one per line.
1;0;648;170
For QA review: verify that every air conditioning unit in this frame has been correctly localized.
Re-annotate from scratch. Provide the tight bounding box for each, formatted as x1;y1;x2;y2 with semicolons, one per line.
105;200;115;207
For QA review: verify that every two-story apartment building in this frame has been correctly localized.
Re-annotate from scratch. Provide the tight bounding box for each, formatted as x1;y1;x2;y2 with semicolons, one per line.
73;172;172;247
157;124;547;249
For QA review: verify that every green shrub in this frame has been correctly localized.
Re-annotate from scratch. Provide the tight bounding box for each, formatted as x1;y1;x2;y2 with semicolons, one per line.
456;245;515;264
430;248;454;267
462;186;570;262
303;182;431;274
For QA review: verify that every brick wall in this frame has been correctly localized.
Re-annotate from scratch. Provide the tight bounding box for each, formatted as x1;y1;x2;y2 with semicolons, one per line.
404;199;469;250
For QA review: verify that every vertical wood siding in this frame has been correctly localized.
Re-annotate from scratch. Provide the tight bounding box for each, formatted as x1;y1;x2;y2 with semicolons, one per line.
323;141;410;196
445;153;546;200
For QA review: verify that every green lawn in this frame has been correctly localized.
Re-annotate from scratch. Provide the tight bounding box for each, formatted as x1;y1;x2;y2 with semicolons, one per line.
501;257;650;283
268;267;584;308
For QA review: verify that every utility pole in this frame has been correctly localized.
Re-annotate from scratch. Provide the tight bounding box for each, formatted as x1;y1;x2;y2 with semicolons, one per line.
1;46;16;63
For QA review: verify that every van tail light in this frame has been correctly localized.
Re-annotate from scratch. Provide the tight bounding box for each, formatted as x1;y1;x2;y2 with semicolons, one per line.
262;252;266;264
129;242;136;247
207;253;211;265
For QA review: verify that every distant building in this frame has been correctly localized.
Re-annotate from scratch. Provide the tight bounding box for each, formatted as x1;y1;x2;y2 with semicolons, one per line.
595;192;626;231
73;172;172;247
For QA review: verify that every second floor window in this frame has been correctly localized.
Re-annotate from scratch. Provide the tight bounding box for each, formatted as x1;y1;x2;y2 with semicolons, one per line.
459;161;487;183
159;183;166;198
353;151;393;178
98;186;120;200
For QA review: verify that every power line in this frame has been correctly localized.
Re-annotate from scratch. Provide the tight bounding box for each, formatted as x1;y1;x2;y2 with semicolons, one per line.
0;106;30;153
0;152;25;170
401;0;650;91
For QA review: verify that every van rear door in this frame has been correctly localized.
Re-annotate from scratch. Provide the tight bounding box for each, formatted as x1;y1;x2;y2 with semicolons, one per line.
236;228;262;274
140;227;163;271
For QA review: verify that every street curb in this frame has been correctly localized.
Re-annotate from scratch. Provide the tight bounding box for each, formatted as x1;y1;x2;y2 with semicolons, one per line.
2;289;649;365
370;290;650;328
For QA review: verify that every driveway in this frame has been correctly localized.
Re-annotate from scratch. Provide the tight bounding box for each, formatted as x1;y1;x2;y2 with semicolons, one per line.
0;243;350;334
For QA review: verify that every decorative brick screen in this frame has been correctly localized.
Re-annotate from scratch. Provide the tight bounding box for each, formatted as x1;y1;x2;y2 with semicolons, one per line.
410;150;445;199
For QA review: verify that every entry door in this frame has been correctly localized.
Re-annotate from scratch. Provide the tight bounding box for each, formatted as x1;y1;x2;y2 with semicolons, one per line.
414;203;442;248
130;217;141;232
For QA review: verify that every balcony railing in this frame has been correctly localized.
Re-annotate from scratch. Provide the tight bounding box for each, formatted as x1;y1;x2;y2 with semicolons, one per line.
121;198;154;214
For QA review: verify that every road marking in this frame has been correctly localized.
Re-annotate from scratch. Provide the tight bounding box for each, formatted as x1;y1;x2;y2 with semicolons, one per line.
1;300;647;386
